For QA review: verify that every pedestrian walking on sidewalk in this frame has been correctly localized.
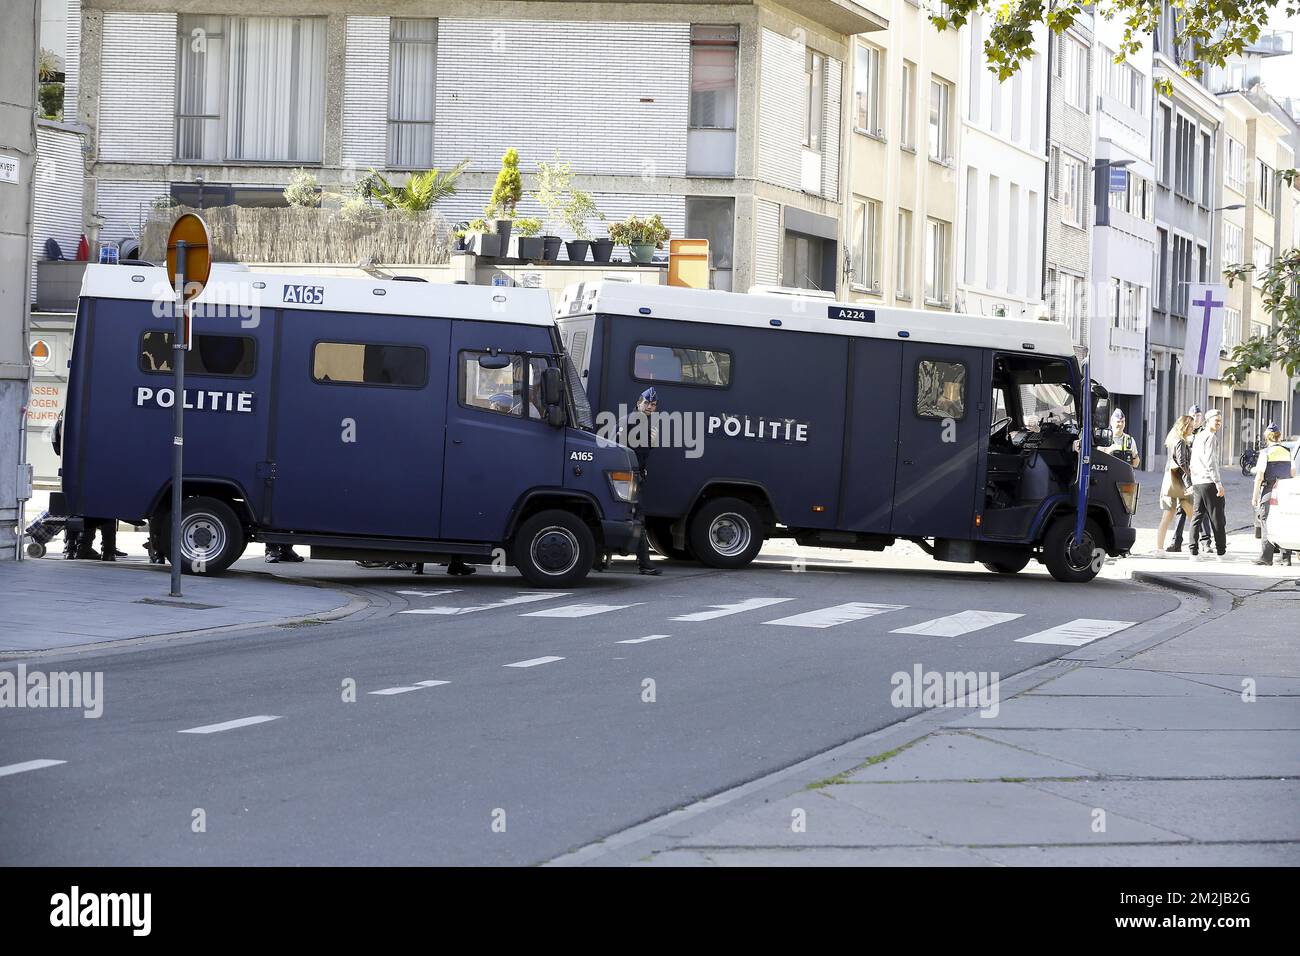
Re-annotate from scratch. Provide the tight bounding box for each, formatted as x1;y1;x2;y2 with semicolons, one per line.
1154;415;1195;556
1252;423;1296;566
1190;409;1228;560
1169;404;1211;553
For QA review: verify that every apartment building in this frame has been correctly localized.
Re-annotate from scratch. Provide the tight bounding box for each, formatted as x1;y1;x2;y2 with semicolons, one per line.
954;14;1048;321
64;1;888;295
1149;5;1224;463
1090;23;1156;460
842;0;960;311
1044;12;1096;354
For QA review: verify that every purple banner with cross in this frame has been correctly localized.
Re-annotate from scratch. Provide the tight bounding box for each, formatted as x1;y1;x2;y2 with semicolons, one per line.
1182;283;1227;378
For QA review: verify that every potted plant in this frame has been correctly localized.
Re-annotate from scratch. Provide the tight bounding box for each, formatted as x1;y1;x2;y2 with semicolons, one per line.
513;217;544;260
363;160;469;214
464;217;499;258
533;153;602;262
608;214;671;264
590;225;614;263
487;147;523;253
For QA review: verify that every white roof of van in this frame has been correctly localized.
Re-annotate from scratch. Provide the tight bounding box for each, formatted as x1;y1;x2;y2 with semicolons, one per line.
79;264;557;327
555;281;1076;358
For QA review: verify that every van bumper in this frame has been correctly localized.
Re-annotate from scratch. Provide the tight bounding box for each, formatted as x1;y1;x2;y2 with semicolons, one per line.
1112;525;1136;554
602;517;643;555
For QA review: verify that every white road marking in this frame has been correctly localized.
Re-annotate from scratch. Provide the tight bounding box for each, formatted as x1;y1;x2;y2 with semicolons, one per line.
764;602;906;628
369;679;450;696
670;597;794;622
891;610;1024;637
0;759;66;778
401;592;571;615
616;634;670;644
178;715;281;735
396;589;461;598
1015;618;1136;647
521;603;643;618
503;656;565;668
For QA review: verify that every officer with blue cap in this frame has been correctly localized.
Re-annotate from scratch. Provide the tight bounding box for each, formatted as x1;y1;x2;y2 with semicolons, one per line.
1253;421;1296;565
612;386;662;574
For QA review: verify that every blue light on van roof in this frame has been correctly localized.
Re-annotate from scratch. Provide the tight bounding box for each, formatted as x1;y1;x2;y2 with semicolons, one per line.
770;319;782;327
897;331;910;338
639;307;652;315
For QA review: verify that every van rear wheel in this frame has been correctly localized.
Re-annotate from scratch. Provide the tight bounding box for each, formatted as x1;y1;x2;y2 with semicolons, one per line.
513;510;594;588
645;518;695;562
1042;517;1105;583
689;498;764;569
158;496;247;575
982;552;1032;574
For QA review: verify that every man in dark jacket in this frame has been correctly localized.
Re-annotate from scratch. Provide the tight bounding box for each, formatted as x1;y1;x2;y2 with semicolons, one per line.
617;387;662;575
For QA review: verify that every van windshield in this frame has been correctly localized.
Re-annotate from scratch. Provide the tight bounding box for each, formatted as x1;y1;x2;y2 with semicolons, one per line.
1019;382;1076;432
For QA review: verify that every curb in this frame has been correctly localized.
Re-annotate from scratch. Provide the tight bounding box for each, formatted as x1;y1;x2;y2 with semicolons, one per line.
1130;569;1228;605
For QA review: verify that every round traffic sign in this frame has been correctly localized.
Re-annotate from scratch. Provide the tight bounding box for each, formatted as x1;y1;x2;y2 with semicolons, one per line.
166;213;212;303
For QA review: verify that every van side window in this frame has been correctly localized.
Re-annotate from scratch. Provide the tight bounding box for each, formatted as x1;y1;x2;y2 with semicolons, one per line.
139;331;256;378
634;345;731;387
459;352;548;420
916;360;966;419
312;342;427;387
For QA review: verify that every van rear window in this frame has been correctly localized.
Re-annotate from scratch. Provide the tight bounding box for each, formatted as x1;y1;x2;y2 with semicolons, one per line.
139;331;256;378
634;345;731;387
312;342;427;387
916;360;966;419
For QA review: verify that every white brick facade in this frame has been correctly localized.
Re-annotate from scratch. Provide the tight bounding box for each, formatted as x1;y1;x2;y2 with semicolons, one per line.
341;16;391;172
98;13;176;164
31;125;87;300
757;28;805;192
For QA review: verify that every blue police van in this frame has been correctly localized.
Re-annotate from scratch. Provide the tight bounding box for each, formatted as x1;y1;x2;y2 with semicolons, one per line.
555;281;1138;583
61;265;642;587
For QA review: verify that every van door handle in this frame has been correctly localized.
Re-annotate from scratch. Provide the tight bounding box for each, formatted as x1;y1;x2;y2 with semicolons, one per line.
903;458;914;465
452;439;463;444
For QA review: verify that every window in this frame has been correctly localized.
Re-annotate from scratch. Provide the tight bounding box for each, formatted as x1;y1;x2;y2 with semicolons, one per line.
804;51;825;151
1253;239;1273;284
852;198;881;291
986;175;1000;289
900;60;916;147
1056;149;1086;227
782;231;829;291
1258;160;1276;213
1155;104;1171;185
915;360;967;419
1155;227;1168;310
1225;136;1245;193
685;196;735;291
1222;307;1242;352
1099;46;1145;114
690;25;738;129
633;345;731;387
1057;33;1089;111
1110;280;1147;334
1200;131;1212;207
313;342;427;387
139;332;256;377
1055;271;1085;346
854;43;882;135
1174;114;1197;198
459;353;550;418
924;218;949;304
1106;170;1154;222
176;15;326;163
1171;234;1193;316
1223;220;1244;266
169;182;288;209
388;19;437;169
896;208;913;299
928;78;951;161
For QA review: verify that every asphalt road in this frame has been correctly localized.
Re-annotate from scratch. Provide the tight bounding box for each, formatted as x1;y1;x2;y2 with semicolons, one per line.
0;553;1179;865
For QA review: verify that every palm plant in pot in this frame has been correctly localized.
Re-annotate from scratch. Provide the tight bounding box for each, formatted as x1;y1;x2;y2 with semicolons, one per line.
608;214;671;264
486;147;523;253
513;217;544;261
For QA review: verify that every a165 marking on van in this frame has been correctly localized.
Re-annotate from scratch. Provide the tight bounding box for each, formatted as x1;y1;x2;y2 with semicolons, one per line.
569;451;594;462
283;284;325;305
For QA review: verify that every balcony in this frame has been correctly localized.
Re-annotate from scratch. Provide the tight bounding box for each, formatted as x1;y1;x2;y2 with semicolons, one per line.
1245;30;1292;57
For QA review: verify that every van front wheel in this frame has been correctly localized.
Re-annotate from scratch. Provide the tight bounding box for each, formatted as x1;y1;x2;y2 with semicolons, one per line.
159;496;247;575
689;498;764;569
982;551;1032;574
1042;517;1105;583
513;510;594;588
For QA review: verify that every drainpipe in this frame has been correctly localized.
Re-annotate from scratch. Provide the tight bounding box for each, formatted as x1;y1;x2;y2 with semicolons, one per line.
1040;17;1055;308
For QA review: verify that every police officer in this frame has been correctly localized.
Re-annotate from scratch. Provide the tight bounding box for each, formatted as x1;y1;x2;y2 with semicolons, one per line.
265;543;305;564
1102;408;1141;468
618;387;662;575
1252;423;1295;566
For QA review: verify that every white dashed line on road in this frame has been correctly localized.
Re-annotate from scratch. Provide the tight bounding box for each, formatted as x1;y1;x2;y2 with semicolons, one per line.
763;602;907;628
369;680;450;696
616;634;671;644
891;610;1025;637
520;603;644;618
178;715;281;735
396;589;461;598
1015;619;1136;647
670;597;794;622
503;656;565;668
0;759;66;778
401;592;571;615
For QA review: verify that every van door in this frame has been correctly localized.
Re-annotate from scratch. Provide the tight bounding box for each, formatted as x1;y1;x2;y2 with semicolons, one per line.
268;309;449;538
891;344;985;539
440;320;563;543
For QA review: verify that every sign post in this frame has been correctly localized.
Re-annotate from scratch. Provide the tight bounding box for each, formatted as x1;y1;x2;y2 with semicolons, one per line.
164;214;211;597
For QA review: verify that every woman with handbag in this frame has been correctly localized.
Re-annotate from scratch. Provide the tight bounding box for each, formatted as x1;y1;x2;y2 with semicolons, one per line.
1153;415;1195;556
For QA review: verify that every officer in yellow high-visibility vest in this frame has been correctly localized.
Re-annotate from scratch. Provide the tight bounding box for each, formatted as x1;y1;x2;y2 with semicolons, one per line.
1252;423;1296;566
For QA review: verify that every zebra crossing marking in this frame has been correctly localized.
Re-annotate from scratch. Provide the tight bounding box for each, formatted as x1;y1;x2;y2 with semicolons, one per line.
763;602;907;628
400;592;570;615
670;597;794;622
891;610;1024;637
1015;618;1136;647
521;603;644;618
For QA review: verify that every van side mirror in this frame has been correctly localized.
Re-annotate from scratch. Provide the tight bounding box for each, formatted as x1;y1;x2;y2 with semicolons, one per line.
546;405;565;428
478;352;511;370
541;366;563;407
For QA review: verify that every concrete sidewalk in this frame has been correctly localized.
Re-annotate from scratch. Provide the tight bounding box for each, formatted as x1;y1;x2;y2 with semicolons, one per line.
555;561;1300;866
0;558;362;656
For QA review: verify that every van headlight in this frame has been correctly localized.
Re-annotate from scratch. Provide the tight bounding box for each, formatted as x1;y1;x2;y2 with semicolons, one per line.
1117;482;1139;515
606;470;638;502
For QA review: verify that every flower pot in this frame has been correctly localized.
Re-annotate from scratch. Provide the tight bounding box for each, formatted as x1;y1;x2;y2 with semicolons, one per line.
516;236;545;261
629;242;656;264
565;240;590;262
590;238;614;263
468;233;501;258
453;235;467;252
541;236;563;261
494;219;513;253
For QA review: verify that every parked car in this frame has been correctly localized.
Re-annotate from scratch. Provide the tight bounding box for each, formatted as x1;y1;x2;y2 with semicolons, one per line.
1264;440;1300;552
